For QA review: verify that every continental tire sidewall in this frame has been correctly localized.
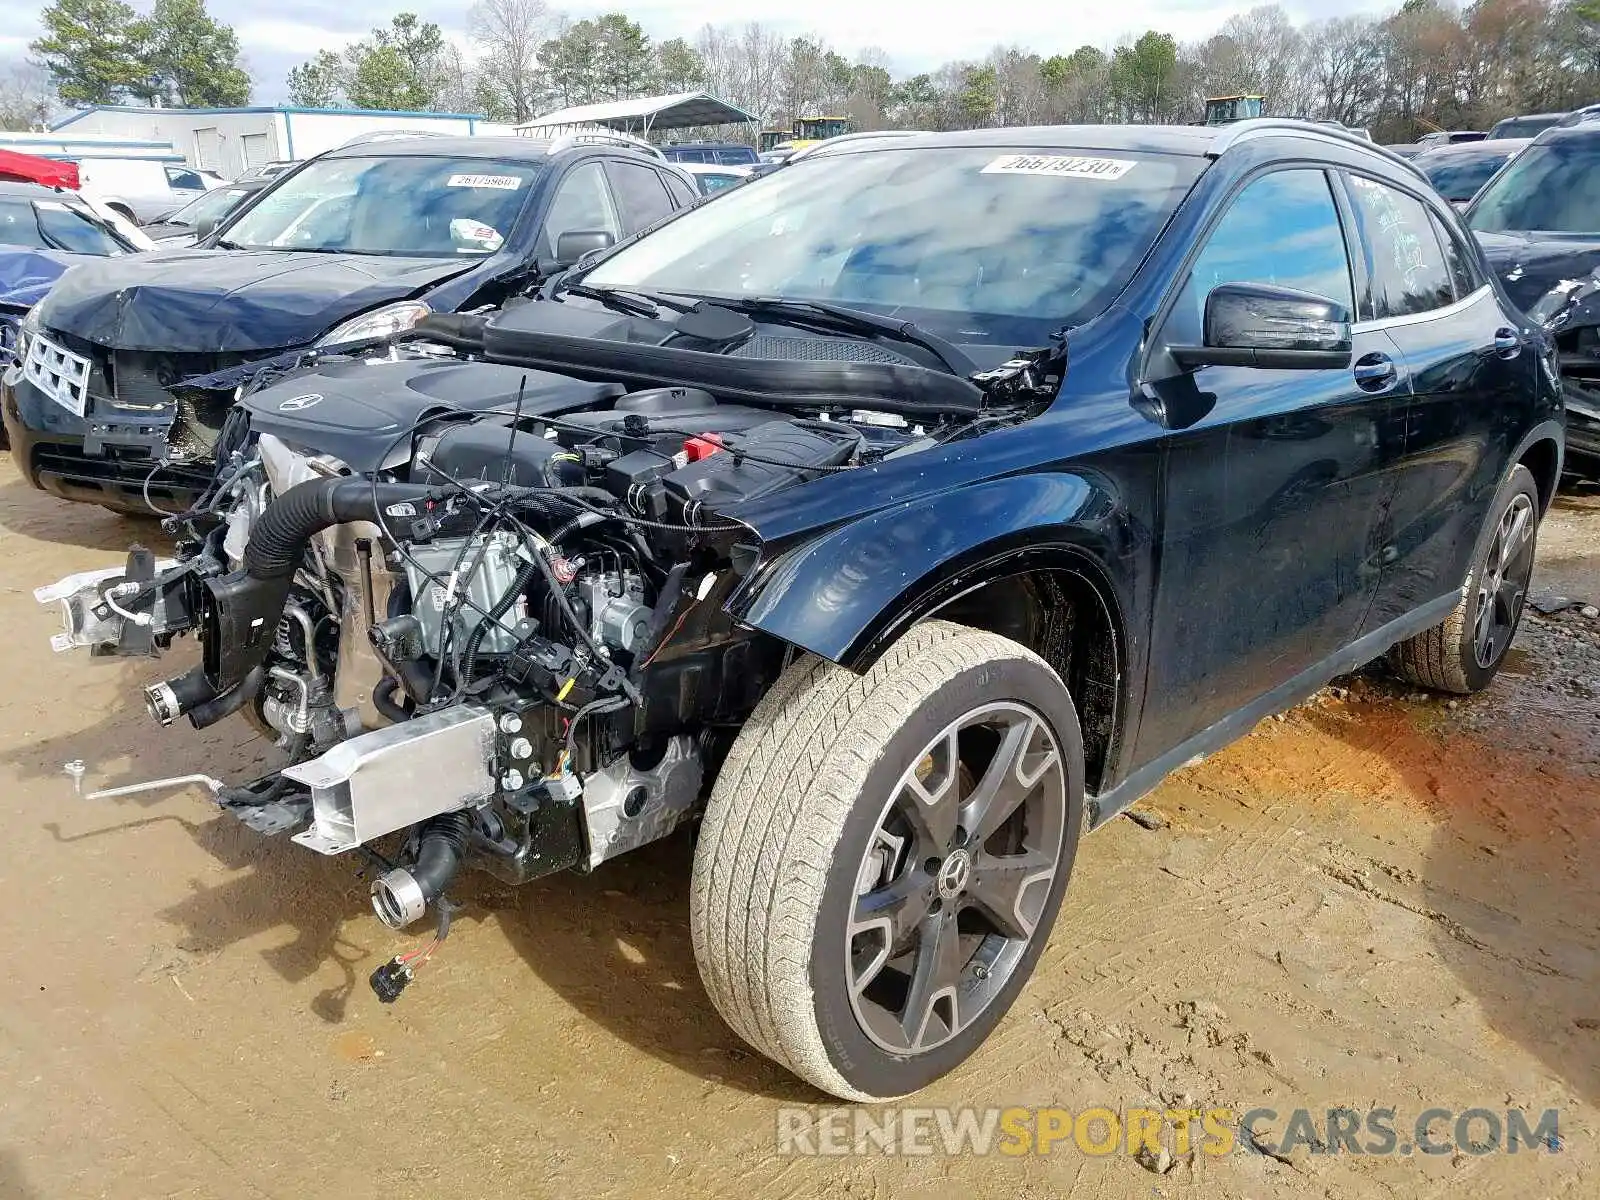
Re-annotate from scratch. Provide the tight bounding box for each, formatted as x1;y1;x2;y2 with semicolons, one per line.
809;652;1084;1098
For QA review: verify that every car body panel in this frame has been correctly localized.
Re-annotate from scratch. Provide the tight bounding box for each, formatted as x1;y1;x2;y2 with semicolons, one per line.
718;125;1558;818
0;246;78;313
37;248;476;353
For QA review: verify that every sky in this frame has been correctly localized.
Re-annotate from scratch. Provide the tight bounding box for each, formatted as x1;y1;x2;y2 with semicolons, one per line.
4;0;1397;108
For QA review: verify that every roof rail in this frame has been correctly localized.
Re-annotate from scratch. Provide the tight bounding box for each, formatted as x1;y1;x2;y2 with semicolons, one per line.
339;128;453;148
786;130;933;163
547;129;665;161
1210;117;1427;180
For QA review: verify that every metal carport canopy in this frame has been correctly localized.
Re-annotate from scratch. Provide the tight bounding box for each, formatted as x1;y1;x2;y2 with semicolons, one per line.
514;91;757;136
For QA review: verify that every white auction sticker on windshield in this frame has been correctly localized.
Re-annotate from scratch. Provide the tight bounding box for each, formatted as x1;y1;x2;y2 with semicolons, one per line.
981;155;1136;180
446;173;523;189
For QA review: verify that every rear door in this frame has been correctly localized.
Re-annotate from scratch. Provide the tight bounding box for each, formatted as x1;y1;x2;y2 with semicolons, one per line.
1135;166;1412;760
1340;173;1535;629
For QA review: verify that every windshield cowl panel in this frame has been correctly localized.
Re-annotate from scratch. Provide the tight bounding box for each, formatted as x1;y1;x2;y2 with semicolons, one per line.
221;156;540;258
583;146;1203;349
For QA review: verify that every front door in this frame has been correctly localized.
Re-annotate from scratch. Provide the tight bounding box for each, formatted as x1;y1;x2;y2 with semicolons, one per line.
1135;166;1412;763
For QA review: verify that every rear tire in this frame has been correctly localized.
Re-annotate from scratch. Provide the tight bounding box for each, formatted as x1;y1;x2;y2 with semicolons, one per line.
689;620;1084;1100
1389;463;1539;694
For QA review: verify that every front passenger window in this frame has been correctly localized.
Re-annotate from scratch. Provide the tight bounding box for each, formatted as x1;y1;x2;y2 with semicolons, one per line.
541;162;621;255
1170;169;1354;343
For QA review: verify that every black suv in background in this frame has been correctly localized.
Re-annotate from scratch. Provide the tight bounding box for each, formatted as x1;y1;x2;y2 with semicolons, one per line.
2;133;698;512
1466;119;1600;475
660;141;760;166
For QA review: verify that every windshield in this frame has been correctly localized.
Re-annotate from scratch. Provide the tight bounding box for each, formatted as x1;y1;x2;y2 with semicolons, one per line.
1491;117;1560;140
220;155;540;256
0;197;129;256
1469;138;1600;234
584;145;1201;345
1421;151;1511;202
161;185;252;228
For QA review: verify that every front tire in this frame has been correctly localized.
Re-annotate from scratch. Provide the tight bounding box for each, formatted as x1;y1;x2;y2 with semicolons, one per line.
1390;463;1540;694
690;620;1084;1100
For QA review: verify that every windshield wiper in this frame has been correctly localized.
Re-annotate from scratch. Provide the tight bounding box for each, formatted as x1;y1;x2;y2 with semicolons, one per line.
560;282;662;319
711;297;975;375
560;282;698;320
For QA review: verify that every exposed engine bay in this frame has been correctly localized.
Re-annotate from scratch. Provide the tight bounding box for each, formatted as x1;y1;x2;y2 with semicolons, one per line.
37;332;1054;998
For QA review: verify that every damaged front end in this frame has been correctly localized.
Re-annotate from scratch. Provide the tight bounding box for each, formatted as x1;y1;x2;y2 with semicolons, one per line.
1527;269;1600;473
35;330;1044;1000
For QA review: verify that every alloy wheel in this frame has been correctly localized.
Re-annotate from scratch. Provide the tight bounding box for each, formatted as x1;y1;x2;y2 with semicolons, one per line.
846;701;1067;1055
1473;492;1535;669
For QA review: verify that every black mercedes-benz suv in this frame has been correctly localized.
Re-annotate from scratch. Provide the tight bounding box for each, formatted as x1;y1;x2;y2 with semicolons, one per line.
38;120;1560;1101
3;133;697;512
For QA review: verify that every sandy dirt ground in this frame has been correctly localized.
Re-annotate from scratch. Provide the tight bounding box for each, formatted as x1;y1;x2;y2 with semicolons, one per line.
0;461;1597;1200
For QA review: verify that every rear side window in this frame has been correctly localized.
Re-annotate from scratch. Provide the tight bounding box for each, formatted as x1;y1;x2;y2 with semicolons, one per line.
607;161;676;232
715;148;756;166
662;172;697;207
1345;176;1453;318
1429;210;1482;301
1170;168;1354;341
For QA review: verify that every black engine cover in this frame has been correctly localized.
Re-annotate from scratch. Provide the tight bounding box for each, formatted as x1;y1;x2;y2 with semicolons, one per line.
240;356;622;471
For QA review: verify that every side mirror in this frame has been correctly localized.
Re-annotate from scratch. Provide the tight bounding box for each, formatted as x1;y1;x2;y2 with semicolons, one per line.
194;214;218;243
555;229;614;266
1172;282;1353;370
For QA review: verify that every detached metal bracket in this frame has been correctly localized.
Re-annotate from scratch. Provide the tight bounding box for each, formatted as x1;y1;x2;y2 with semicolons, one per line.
84;773;225;801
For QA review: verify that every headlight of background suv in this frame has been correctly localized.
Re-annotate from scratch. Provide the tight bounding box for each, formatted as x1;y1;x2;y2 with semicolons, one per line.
4;306;42;372
316;301;431;348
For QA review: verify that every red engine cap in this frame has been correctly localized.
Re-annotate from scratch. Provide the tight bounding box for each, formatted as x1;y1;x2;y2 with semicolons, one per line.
683;433;724;462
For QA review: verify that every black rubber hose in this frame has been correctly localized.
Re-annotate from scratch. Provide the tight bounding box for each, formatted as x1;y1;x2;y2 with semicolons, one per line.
187;665;265;730
456;556;541;689
372;675;412;723
409;811;472;905
146;665;220;724
243;478;435;581
201;478;437;695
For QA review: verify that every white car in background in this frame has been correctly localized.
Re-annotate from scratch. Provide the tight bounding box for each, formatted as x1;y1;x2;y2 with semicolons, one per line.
76;159;226;224
679;162;753;195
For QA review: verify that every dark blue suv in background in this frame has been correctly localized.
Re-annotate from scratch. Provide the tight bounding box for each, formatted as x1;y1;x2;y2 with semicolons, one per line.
2;133;697;512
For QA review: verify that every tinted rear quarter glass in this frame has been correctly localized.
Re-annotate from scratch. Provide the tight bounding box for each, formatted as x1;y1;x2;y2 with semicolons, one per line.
1429;210;1481;301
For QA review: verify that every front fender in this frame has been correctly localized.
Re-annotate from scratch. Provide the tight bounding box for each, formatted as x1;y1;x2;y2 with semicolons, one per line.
727;471;1128;666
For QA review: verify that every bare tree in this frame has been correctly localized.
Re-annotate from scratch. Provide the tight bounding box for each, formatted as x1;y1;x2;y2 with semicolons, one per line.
1303;16;1384;127
0;60;55;130
470;0;553;122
